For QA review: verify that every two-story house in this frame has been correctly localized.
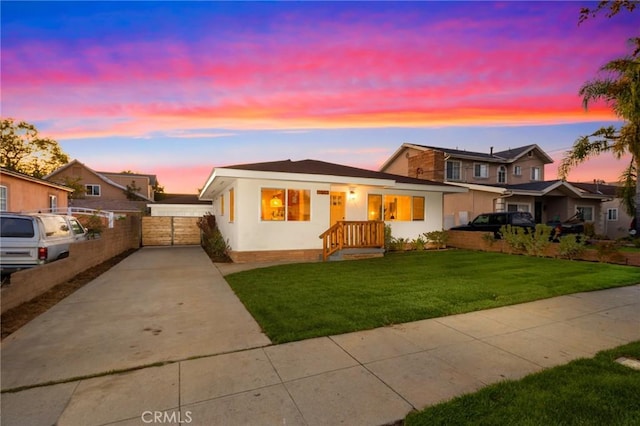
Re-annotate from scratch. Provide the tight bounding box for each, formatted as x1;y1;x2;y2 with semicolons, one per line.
45;160;155;213
380;143;610;234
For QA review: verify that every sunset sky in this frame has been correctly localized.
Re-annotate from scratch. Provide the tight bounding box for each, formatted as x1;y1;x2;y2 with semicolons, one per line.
2;1;638;193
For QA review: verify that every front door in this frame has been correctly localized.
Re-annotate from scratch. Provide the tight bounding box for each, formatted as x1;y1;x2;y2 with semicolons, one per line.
535;201;543;224
330;191;346;226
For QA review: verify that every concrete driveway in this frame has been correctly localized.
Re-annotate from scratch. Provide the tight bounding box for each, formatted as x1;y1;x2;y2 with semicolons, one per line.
1;246;270;390
2;246;639;426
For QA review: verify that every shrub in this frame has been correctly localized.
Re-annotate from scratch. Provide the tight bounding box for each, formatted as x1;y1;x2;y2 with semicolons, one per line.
482;232;497;247
595;241;626;264
558;234;586;260
412;235;427;250
197;213;231;262
82;213;105;239
384;224;394;250
583;222;596;238
395;237;412;251
424;230;449;249
500;224;552;257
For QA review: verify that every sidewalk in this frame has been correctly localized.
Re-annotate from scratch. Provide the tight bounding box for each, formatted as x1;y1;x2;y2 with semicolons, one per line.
1;247;639;425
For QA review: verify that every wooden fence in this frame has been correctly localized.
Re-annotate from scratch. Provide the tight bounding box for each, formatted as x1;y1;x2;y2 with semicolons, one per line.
142;216;201;246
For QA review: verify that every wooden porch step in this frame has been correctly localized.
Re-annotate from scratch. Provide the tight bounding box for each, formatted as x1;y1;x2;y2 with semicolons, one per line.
327;248;385;261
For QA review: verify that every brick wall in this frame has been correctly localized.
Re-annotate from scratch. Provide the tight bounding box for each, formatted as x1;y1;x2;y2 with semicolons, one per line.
447;230;640;266
1;216;141;314
408;150;445;182
229;249;322;263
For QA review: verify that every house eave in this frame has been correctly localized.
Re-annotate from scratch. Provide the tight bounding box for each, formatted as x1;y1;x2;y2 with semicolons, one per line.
445;182;508;194
2;168;74;192
199;166;467;199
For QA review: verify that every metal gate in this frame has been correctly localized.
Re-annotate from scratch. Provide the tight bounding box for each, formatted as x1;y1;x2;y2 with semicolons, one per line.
142;217;201;246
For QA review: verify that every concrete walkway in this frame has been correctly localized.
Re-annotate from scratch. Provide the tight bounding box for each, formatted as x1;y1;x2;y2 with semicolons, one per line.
1;246;639;425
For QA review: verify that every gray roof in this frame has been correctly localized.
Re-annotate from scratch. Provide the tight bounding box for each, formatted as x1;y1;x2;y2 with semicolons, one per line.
570;182;620;197
501;180;564;192
408;143;553;164
224;159;453;187
154;193;209;205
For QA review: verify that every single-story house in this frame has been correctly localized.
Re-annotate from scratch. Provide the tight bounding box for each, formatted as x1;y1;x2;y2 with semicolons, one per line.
571;182;633;239
199;159;467;262
148;193;213;217
0;167;73;213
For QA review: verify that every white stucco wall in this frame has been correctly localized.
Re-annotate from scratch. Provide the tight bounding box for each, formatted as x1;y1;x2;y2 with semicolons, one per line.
211;178;448;252
383;191;444;240
213;179;331;252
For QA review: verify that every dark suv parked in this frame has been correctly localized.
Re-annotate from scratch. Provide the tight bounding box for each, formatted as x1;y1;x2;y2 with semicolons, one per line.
450;211;536;238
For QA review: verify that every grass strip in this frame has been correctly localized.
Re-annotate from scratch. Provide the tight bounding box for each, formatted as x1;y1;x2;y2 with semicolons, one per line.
226;250;640;343
405;341;640;426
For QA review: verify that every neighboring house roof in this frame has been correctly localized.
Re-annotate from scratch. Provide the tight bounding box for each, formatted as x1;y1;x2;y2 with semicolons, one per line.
200;159;467;200
99;171;158;187
45;159;153;202
153;193;210;205
502;179;612;199
446;180;612;200
570;182;620;198
380;143;554;171
69;198;149;212
0;167;73;192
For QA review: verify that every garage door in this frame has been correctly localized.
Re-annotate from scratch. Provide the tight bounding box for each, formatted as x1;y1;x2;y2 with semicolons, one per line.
142;217;201;246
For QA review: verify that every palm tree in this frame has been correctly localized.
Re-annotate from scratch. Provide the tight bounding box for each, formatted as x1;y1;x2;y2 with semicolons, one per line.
559;38;640;234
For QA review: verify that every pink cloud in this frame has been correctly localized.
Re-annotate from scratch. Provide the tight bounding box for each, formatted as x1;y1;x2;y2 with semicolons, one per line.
2;4;634;140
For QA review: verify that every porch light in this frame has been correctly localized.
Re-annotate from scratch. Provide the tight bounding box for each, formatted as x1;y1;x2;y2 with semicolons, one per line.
348;188;356;201
270;195;283;208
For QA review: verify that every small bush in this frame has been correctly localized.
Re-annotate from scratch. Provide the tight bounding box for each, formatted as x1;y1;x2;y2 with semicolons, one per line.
558;234;586;260
583;222;596;238
197;213;231;262
412;235;427;250
384;224;394;250
482;233;497;247
395;237;412;251
501;224;552;257
424;230;449;249
595;241;626;264
82;214;105;239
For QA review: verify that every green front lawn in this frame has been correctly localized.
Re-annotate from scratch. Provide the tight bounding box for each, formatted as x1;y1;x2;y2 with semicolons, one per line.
405;341;640;425
226;250;640;343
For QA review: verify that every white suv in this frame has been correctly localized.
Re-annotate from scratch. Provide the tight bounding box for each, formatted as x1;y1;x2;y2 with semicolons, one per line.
0;213;88;276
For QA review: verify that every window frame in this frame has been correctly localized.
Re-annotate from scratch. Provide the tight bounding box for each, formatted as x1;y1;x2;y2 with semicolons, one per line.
0;185;7;211
260;188;310;222
367;194;383;221
513;165;522;176
49;194;58;212
412;196;425;221
446;160;462;181
473;163;489;179
85;184;101;196
607;208;618;221
383;194;425;221
530;167;541;181
497;165;507;184
576;206;594;221
507;203;531;213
